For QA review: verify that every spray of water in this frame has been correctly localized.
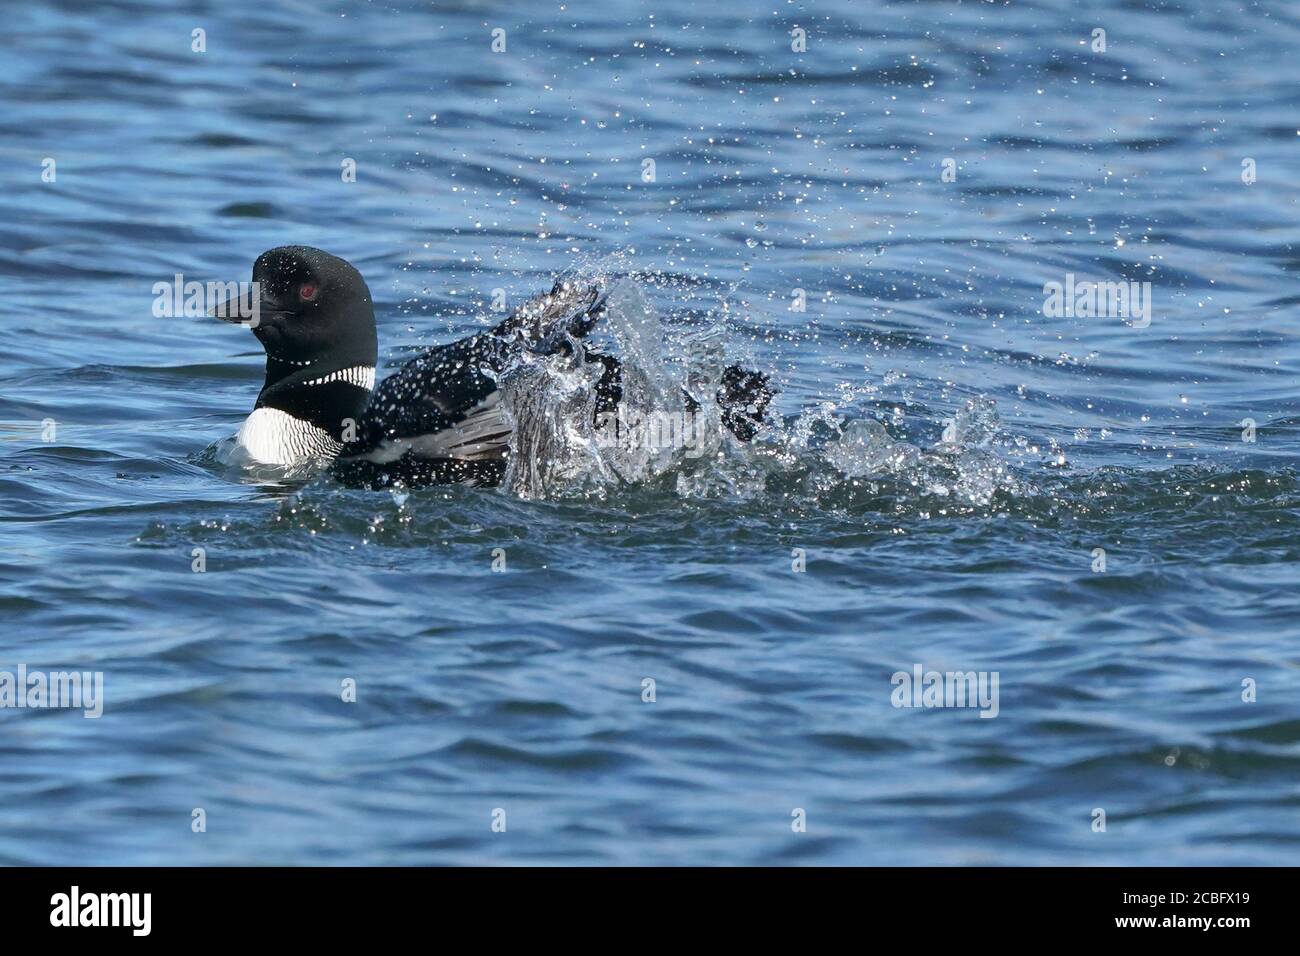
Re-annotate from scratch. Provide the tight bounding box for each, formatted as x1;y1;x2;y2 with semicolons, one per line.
493;271;1029;507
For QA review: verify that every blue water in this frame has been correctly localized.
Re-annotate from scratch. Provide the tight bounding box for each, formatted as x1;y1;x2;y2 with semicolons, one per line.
2;0;1299;865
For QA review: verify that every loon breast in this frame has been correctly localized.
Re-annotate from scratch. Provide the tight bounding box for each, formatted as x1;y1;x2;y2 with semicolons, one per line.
236;407;340;466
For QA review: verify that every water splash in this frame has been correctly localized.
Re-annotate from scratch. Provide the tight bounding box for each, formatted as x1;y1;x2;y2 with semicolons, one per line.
498;278;732;499
495;272;1030;508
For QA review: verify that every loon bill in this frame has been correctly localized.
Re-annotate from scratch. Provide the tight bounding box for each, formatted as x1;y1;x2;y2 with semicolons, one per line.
212;245;773;488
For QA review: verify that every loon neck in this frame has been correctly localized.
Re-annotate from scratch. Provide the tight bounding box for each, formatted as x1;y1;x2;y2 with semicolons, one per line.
255;360;375;442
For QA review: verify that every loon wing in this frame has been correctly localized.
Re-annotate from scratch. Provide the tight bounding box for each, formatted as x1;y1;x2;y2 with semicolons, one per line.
331;279;606;488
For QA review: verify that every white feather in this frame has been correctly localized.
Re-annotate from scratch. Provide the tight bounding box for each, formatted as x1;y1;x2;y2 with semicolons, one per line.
234;365;375;466
236;408;339;466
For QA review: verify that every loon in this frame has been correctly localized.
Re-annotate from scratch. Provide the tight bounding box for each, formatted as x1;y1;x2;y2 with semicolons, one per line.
213;245;772;488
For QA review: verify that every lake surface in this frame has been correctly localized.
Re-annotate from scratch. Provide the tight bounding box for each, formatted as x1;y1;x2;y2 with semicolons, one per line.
1;0;1298;865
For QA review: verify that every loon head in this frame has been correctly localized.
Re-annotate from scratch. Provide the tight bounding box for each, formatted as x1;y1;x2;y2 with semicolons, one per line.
215;246;378;456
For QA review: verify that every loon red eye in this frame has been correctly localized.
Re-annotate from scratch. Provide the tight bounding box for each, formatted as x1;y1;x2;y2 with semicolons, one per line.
299;283;318;301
